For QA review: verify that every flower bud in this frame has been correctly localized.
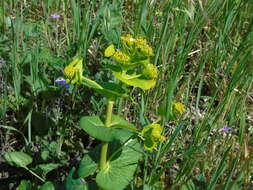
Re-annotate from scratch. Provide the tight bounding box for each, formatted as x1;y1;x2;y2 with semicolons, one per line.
64;57;83;84
142;64;158;79
112;51;131;65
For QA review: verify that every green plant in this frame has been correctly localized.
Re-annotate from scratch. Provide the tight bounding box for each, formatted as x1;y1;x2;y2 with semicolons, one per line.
70;34;165;190
1;0;253;189
3;151;61;189
3;33;166;190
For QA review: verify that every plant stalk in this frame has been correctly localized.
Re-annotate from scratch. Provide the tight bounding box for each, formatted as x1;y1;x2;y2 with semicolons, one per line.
24;167;45;182
100;100;114;170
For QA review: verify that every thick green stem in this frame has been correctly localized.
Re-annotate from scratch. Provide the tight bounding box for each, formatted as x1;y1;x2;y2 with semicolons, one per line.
100;100;114;170
100;142;108;170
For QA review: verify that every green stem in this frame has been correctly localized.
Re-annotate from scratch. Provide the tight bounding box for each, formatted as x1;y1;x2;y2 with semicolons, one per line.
100;142;108;170
24;167;45;182
100;100;114;170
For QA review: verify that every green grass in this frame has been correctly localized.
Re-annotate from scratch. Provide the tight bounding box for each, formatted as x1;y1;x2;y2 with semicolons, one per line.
0;0;253;189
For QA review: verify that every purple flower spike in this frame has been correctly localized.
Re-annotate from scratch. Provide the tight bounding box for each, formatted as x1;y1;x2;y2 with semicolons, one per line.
51;13;60;19
55;78;70;88
221;126;232;132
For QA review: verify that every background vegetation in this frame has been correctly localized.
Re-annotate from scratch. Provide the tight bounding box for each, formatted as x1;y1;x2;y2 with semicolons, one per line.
0;0;252;189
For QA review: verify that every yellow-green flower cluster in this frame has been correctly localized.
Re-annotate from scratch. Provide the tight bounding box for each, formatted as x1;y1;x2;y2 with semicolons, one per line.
134;37;154;57
142;64;158;79
64;57;83;84
104;34;157;85
120;35;154;57
119;34;154;59
112;51;131;66
141;124;166;151
120;34;135;47
157;101;185;121
172;102;185;115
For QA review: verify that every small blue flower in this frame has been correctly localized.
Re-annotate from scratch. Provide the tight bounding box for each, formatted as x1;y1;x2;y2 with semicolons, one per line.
221;126;232;132
51;13;60;19
55;78;70;88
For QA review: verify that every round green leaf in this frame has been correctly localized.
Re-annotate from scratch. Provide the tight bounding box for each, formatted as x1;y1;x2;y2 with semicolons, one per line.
4;152;33;168
32;163;61;177
78;154;98;178
37;163;61;173
79;116;132;142
16;180;32;190
96;139;142;190
110;115;137;134
38;181;55;190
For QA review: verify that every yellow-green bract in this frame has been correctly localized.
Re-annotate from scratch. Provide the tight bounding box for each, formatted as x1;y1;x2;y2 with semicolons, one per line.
141;124;166;151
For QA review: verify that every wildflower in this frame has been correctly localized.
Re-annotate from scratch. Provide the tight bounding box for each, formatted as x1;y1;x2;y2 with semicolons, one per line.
135;37;147;45
120;34;135;46
172;102;185;115
221;126;232;132
136;44;154;57
64;57;83;84
55;78;70;88
142;64;158;79
112;51;131;66
51;13;60;19
141;124;166;151
120;34;154;57
134;36;154;57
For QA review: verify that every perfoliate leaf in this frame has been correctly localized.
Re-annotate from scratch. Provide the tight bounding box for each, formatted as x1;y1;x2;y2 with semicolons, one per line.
113;71;156;90
78;115;137;178
79;116;133;142
110;115;137;135
78;154;98;178
4;152;33;168
141;124;165;151
96;139;142;190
